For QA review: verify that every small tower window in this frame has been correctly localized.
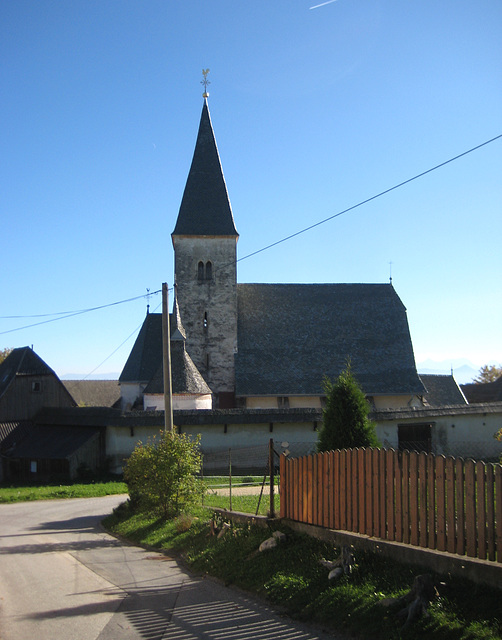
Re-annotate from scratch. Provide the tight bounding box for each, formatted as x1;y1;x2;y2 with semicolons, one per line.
197;261;204;281
203;311;208;330
205;261;212;280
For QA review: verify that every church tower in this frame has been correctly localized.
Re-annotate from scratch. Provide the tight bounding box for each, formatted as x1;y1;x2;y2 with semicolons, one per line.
172;93;239;407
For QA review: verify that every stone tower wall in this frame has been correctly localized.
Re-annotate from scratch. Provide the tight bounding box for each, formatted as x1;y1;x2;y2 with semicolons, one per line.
173;236;237;400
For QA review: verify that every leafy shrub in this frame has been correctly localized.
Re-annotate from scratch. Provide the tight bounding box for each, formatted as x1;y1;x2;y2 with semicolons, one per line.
123;430;205;517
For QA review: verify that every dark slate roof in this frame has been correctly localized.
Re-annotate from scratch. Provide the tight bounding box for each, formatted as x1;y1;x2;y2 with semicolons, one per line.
119;313;163;383
144;341;211;396
0;421;33;451
461;377;502;403
235;283;425;397
172;100;238;237
0;347;58;400
6;424;100;460
419;374;468;406
62;380;121;407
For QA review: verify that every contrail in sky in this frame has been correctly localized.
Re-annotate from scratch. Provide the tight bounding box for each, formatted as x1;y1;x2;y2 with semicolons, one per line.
310;0;338;9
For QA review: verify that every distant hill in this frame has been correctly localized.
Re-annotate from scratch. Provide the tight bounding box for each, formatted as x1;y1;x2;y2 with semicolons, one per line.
417;359;478;385
61;373;120;381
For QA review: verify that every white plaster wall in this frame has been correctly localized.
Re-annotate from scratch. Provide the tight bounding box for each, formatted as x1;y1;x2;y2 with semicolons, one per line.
119;382;143;410
373;395;420;410
376;409;502;460
143;393;212;411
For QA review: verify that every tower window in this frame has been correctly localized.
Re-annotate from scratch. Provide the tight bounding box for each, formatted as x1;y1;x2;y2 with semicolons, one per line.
203;312;208;330
205;261;212;279
197;261;204;281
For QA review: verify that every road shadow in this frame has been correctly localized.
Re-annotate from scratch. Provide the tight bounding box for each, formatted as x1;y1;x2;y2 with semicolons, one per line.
20;578;330;640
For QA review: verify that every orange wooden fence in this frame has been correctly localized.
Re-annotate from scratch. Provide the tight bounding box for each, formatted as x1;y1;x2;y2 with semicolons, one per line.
279;448;502;563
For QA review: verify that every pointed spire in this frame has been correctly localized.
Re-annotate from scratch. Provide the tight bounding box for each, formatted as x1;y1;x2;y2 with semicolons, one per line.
172;100;238;237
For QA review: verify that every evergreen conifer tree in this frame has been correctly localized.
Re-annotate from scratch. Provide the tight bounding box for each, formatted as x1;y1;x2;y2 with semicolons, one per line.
317;363;380;452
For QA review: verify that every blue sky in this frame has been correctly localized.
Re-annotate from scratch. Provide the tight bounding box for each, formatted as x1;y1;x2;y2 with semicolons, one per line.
1;1;501;380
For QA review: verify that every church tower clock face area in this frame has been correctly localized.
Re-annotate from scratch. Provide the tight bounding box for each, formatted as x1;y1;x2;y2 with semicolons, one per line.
172;90;239;406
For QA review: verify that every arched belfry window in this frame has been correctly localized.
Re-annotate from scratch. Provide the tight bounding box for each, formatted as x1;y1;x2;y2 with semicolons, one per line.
205;261;212;280
197;261;204;281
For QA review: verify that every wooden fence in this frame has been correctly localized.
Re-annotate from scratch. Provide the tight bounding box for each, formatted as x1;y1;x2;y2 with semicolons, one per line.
279;448;502;563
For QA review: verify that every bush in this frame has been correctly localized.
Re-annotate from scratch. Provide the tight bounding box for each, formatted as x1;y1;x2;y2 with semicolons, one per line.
318;364;380;452
123;430;205;517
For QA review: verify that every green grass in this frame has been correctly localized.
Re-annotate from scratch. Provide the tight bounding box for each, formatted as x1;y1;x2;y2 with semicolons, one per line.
104;501;502;640
0;480;127;503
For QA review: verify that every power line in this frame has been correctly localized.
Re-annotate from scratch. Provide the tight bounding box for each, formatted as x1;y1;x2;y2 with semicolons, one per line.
0;290;161;336
236;133;502;264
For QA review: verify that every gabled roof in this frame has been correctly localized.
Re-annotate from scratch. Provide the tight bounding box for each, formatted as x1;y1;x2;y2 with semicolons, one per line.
62;380;121;408
144;341;211;396
0;347;62;400
419;374;467;406
235;283;425;397
461;376;502;404
172;99;238;237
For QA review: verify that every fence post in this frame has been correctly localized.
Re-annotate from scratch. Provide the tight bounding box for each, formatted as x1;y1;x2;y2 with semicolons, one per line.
228;448;232;512
269;438;275;518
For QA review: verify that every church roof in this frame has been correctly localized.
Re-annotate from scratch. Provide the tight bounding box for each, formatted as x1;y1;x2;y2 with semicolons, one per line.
235;283;425;397
172;99;238;237
119;312;210;395
144;341;211;396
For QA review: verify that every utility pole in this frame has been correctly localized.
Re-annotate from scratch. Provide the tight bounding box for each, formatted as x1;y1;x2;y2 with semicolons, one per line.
162;283;173;431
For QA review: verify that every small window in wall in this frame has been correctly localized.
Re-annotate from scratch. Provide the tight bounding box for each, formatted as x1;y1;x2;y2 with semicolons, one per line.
205;261;212;280
398;423;433;453
198;261;204;281
205;353;210;369
203;312;208;330
30;461;37;473
277;396;290;409
31;380;42;393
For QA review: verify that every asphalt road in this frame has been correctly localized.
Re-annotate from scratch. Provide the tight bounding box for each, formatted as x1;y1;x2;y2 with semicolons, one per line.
0;495;345;640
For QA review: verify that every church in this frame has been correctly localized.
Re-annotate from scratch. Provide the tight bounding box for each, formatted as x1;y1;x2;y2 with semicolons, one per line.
119;95;426;414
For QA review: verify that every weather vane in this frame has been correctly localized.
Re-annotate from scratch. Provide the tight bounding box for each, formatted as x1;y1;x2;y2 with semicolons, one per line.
201;69;210;98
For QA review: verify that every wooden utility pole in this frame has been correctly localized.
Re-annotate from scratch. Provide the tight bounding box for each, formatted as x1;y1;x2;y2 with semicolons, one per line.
162;283;173;431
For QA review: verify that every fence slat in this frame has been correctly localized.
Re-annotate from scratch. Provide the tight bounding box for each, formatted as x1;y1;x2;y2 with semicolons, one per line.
386;449;395;541
455;458;465;556
372;448;380;538
477;461;487;560
395;450;403;542
346;449;352;531
419;452;428;548
333;451;340;530
379;449;387;539
496;465;502;563
465;459;477;558
436;456;446;552
446;457;456;554
409;452;419;546
311;454;317;526
427;454;436;549
351;449;359;533
357;448;366;534
486;464;495;561
402;451;410;544
364;448;373;536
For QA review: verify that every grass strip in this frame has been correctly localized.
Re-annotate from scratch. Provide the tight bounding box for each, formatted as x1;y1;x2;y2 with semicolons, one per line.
0;481;127;503
104;500;502;640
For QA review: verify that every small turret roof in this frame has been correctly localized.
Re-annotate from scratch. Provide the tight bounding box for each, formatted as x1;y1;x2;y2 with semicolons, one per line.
172;99;238;237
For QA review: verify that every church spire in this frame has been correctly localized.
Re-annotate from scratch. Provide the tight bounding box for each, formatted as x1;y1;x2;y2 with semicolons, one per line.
172;93;238;237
